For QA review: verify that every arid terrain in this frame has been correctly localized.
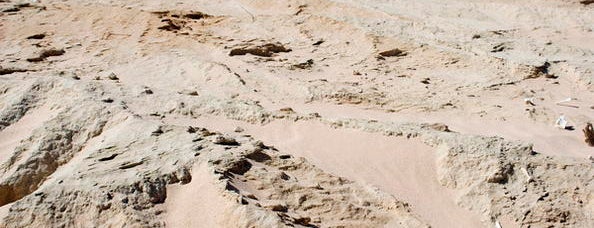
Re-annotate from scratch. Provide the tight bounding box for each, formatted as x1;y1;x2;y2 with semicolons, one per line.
0;0;593;227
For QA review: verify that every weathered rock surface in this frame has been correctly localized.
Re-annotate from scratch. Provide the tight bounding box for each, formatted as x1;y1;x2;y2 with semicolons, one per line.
1;0;593;227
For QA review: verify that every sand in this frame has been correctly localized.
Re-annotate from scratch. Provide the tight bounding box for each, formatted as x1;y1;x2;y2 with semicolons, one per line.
0;0;593;227
165;163;233;228
244;121;484;228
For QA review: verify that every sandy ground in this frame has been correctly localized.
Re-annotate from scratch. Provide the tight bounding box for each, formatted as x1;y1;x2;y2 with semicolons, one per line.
245;121;484;228
0;0;593;227
292;102;594;159
165;163;233;228
169;117;484;227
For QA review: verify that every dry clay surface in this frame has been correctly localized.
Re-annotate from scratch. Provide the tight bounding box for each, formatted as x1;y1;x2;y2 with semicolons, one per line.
0;0;593;227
